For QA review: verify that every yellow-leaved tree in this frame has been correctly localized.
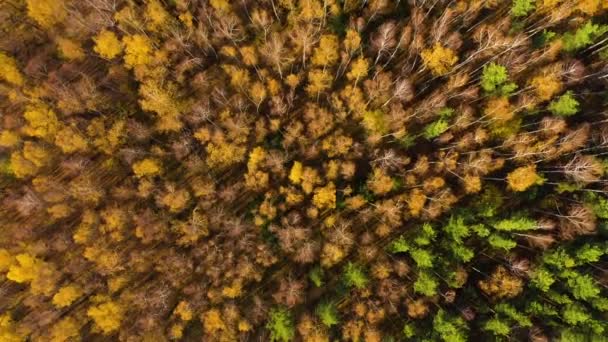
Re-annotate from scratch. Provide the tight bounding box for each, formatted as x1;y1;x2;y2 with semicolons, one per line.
139;80;185;131
421;43;458;76
133;158;162;178
93;30;123;59
55;125;89;153
507;165;544;192
123;34;153;68
50;317;80;342
87;298;125;334
56;37;85;60
0;313;24;342
23;104;60;140
145;0;170;32
26;0;67;28
52;285;83;308
312;182;336;210
6;253;42;284
312;34;340;67
0;52;24;86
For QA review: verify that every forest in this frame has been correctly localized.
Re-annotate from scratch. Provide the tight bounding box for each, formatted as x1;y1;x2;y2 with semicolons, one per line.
0;0;608;341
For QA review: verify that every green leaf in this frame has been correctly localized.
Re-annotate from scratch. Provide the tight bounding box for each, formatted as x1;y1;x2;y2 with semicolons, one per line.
388;235;410;253
399;134;417;148
343;262;369;289
556;182;583;193
438;107;455;118
410;248;434;268
531;268;555;292
483;318;510;336
315;302;340;327
403;323;416;338
566;273;601;301
526;301;558;316
562;303;591;325
562;21;608;52
592;298;608;312
495;304;532;327
444;215;470;243
474;185;504;218
433;310;469;342
452;244;474;262
511;0;535;17
543;248;576;269
576;244;605;264
309;266;324;287
535;30;556;47
488;234;517;251
423;119;449;140
414;222;436;246
481;63;509;93
267;307;295;342
585;192;608;219
472;224;490;237
548;91;580;116
414;271;438;296
493;215;536;231
362;110;388;135
547;290;574;305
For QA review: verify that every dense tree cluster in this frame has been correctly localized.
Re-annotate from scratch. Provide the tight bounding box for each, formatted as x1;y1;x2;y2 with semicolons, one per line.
0;0;607;341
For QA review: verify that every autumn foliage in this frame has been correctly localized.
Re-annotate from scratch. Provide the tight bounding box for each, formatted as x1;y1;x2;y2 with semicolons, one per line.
0;0;607;341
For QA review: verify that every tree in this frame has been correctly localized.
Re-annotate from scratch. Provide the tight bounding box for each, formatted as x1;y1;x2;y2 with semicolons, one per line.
23;105;60;140
311;34;339;67
421;44;458;76
0;52;24;86
493;215;536;231
488;234;517;251
316;302;339;327
56;37;85;60
478;266;523;299
312;182;336;210
289;161;303;184
562;21;608;52
529;73;562;101
55;125;88;153
343;262;369;289
94;30;123;59
202;309;226;335
483;318;510;336
87;298;125;334
26;0;66;28
346;57;369;81
0;313;24;342
139;80;184;131
423;119;450;139
9;150;38;178
266;307;295;342
432;310;469;342
566;272;601;301
362;110;389;136
6;253;41;284
410;248;434;268
306;69;333;96
133;158;162;178
123;34;153;68
50;317;80;342
511;0;535;17
145;0;170;32
480;63;517;96
548;91;579;116
414;271;438;296
506;165;544;192
52;285;83;308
